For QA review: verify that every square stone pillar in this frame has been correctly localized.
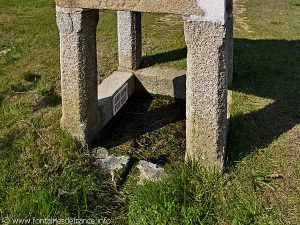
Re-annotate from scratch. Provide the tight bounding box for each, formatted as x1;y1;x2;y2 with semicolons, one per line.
56;6;101;146
184;19;230;168
117;11;142;71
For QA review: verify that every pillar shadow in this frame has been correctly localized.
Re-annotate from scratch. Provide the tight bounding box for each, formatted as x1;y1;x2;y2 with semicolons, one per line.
0;92;6;107
226;38;300;168
96;38;300;169
140;47;187;68
173;74;186;99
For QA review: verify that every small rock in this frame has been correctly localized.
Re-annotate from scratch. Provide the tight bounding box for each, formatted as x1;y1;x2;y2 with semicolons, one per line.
136;160;165;185
95;147;109;158
0;48;12;56
265;173;284;180
94;147;130;186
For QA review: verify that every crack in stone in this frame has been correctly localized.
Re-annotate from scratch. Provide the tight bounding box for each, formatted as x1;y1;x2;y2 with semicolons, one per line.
116;157;138;190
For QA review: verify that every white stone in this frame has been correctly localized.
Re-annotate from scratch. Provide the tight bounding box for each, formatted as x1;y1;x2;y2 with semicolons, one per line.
136;160;165;184
95;148;130;184
184;0;227;24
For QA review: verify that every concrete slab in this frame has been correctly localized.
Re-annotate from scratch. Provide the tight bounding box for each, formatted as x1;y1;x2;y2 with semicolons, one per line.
135;66;186;100
98;71;135;128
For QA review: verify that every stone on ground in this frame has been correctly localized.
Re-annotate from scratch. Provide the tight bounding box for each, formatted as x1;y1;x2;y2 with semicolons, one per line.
136;160;165;185
94;147;130;186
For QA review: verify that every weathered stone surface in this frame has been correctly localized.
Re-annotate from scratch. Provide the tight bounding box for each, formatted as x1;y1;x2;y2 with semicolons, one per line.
135;66;186;99
98;71;135;128
227;89;232;130
184;0;228;24
56;0;203;16
184;20;228;168
56;7;101;146
226;15;234;88
95;147;130;185
56;0;233;169
118;11;142;71
136;160;165;184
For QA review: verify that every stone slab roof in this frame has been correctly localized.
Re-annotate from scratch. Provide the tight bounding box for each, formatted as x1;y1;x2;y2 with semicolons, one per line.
56;0;204;16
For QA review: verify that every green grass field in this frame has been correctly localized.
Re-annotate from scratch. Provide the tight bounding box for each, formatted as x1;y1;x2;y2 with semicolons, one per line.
1;0;300;224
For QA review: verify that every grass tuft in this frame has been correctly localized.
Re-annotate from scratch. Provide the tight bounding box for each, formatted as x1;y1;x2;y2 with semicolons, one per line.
23;72;41;83
128;163;265;225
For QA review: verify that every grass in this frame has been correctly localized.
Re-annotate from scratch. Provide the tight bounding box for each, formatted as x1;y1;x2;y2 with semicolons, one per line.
0;1;123;223
128;162;265;225
0;0;300;224
101;93;186;168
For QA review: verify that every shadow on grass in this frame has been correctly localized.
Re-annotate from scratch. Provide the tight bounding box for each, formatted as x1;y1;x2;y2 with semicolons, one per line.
97;38;300;168
140;47;187;68
227;38;300;167
41;92;61;107
33;88;62;111
99;92;185;150
0;91;6;106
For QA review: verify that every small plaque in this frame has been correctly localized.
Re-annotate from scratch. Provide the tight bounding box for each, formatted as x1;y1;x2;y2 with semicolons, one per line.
113;83;128;116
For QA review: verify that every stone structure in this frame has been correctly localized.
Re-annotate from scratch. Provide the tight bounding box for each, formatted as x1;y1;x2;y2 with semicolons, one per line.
117;11;142;70
56;0;233;168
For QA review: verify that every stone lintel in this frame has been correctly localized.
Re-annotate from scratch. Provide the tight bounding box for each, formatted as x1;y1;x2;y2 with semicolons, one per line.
56;0;203;16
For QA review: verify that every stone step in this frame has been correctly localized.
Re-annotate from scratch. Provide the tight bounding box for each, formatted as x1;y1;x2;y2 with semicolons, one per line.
97;67;187;130
134;66;186;100
97;71;135;128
